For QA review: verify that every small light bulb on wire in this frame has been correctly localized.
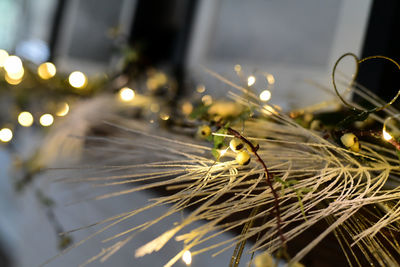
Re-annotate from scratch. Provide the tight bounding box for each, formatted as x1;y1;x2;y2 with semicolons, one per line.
18;111;34;127
182;250;192;266
38;62;56;79
69;71;87;89
247;76;256;86
0;128;13;142
119;87;135;102
39;114;54;127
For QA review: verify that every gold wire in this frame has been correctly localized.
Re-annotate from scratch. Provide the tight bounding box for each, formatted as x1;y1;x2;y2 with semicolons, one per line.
332;53;400;113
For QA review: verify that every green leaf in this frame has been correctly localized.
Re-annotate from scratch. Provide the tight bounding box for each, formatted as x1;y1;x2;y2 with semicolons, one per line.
189;104;210;119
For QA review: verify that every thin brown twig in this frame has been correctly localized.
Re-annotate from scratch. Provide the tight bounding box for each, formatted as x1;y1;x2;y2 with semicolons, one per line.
225;126;286;246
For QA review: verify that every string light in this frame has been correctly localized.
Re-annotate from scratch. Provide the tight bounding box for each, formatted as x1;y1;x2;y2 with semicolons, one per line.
56;102;69;117
0;49;9;67
69;71;87;89
6;67;24;80
259;90;271;102
160;113;170;121
182;250;192;266
234;64;241;72
266;73;275;84
181;102;193;115
39;114;54;127
201;95;212;105
37;62;56;79
18;111;34;127
196;84;205;93
5;74;22;85
247;76;256;86
0;128;13;142
3;55;23;75
119;87;135;102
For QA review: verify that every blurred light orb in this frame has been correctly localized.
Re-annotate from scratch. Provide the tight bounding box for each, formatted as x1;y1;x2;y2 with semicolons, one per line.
56;102;69;117
266;73;275;84
0;49;9;67
247;75;256;86
4;55;23;75
39;114;54;126
182;250;192;265
7;67;24;80
196;84;205;93
259;90;272;102
69;71;87;88
181;102;193;115
5;73;22;85
18;111;34;127
119;87;135;102
38;62;56;79
201;95;212;105
0;128;13;142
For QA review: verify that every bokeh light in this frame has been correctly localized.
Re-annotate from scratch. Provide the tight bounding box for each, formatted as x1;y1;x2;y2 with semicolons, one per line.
4;55;23;75
18;111;34;127
259;90;272;102
0;49;9;67
69;71;87;89
56;102;69;117
247;75;256;86
119;87;135;102
37;62;56;79
182;250;192;266
39;114;54;126
0;128;13;142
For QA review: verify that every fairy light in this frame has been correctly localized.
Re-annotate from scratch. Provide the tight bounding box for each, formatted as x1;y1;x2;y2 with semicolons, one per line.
0;128;13;142
234;64;241;72
181;102;193;115
3;55;23;75
39;114;54;127
160;113;170;121
259;90;272;102
5;74;22;85
56;102;69;117
247;75;256;86
266;73;275;84
196;84;206;93
18;111;34;127
6;67;24;80
383;128;393;141
201;95;212;105
0;49;9;67
119;87;135;102
37;62;56;79
69;71;87;89
182;250;192;266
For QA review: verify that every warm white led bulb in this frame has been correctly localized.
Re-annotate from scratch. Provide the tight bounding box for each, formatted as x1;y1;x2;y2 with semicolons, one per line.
182;250;192;265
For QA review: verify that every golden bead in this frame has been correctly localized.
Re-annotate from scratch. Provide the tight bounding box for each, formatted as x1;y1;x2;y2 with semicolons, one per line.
341;133;357;148
229;138;244;152
198;125;211;138
236;151;250;165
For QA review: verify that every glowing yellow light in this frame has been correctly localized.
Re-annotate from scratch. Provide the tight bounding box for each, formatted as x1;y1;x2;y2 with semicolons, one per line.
6;67;24;80
37;62;56;79
383;128;393;141
69;71;87;88
0;128;13;142
39;114;54;127
201;95;212;105
182;250;192;266
234;64;241;72
182;102;193;115
219;147;229;157
247;76;256;86
119;87;135;102
4;55;23;74
196;84;205;93
18;111;34;127
146;78;158;90
0;49;9;67
155;72;167;85
160;113;170;120
266;73;275;84
150;103;160;113
56;102;69;117
259;90;272;102
5;73;22;85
